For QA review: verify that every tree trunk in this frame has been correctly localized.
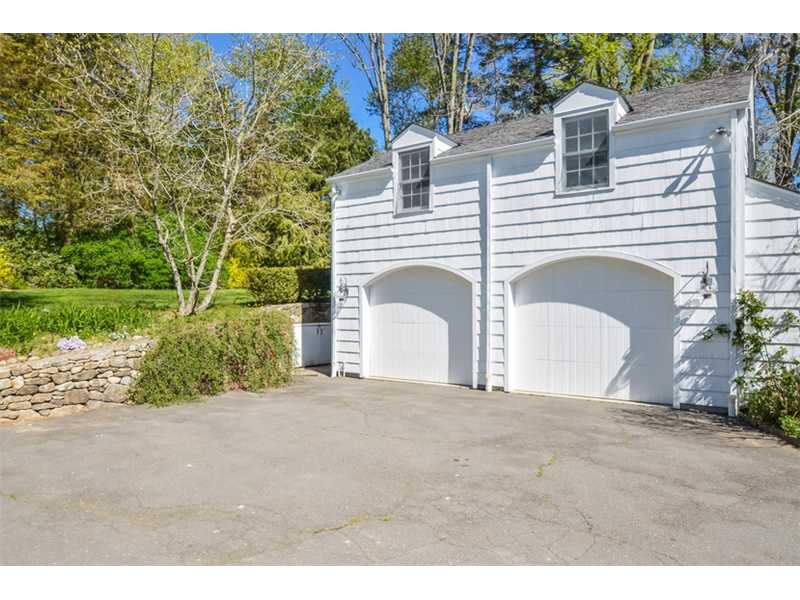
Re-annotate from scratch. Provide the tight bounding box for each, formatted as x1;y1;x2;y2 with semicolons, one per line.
456;34;475;131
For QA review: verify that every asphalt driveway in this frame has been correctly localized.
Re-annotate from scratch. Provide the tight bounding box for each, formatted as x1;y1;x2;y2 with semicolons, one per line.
1;371;799;565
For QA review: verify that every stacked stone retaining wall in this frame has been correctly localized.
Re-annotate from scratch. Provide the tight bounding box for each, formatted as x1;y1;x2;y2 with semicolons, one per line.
0;337;153;422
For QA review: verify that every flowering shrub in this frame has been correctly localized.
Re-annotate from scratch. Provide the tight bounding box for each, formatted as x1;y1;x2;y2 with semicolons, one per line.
57;336;88;351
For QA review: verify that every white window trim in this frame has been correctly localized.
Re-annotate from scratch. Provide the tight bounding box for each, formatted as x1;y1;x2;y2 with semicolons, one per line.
393;142;434;216
554;104;616;196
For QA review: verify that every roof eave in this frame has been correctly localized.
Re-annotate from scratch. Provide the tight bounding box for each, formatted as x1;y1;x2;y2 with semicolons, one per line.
326;165;392;185
615;99;751;133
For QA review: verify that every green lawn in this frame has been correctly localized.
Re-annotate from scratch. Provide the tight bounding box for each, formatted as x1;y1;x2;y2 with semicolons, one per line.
0;288;257;355
0;288;254;310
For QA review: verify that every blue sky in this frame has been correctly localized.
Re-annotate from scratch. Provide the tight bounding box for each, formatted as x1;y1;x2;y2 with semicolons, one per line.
204;33;391;144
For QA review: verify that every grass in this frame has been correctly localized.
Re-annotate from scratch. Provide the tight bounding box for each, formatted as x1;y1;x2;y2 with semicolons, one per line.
0;288;253;310
0;288;257;355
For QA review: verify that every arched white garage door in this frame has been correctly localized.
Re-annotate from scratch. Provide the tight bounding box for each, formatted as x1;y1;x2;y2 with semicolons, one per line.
364;265;473;386
508;255;675;404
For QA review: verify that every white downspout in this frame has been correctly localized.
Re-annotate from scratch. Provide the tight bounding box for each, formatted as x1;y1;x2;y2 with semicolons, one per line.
485;158;494;392
329;184;339;378
728;111;745;416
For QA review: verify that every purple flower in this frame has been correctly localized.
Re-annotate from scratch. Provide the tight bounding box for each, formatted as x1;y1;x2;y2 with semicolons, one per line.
57;336;87;352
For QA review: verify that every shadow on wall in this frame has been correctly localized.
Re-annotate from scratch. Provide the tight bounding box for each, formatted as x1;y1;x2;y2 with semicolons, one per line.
513;257;674;404
662;144;715;197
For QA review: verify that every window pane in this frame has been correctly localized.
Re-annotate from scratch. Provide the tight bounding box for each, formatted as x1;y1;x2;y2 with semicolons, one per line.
593;114;607;130
594;132;608;150
579;117;592;134
421;163;430;178
402;183;412;196
580;170;593;186
402;193;412;209
401;167;410;181
566;156;579;171
409;165;418;179
420;151;429;165
565;120;578;137
566;137;578;153
594;150;608;167
581;153;594;169
566;172;579;188
401;154;410;167
594;166;609;185
579;134;593;151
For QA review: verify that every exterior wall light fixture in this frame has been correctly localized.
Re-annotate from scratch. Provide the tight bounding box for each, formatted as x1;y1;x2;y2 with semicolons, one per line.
700;261;716;299
335;277;349;304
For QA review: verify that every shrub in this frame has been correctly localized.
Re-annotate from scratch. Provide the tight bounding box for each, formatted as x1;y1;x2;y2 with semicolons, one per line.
246;266;329;304
297;267;331;302
0;247;23;289
247;267;299;304
217;311;294;390
226;253;249;289
131;310;294;406
129;323;225;407
62;236;174;289
780;415;800;439
3;241;79;288
0;304;154;353
707;290;800;440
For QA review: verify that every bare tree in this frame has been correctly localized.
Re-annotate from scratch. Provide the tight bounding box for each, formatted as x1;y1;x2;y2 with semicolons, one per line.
742;33;800;189
432;33;476;134
52;34;325;314
340;34;392;149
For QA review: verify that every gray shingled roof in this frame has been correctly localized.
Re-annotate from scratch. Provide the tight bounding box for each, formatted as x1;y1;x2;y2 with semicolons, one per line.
334;71;752;178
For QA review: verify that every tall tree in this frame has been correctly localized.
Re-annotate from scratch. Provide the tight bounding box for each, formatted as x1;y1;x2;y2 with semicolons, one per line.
340;34;392;149
370;33;479;136
431;33;476;133
476;34;561;119
0;34;119;244
738;34;800;189
558;34;680;94
52;34;332;314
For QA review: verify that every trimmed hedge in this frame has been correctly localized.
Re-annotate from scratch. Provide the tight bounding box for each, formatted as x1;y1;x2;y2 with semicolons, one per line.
130;310;294;406
246;267;330;305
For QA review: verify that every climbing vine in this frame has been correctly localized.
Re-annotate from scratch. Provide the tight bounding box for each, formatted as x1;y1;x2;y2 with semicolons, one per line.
706;290;800;438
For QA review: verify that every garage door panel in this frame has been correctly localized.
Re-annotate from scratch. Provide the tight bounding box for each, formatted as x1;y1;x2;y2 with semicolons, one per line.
368;267;472;386
512;257;674;404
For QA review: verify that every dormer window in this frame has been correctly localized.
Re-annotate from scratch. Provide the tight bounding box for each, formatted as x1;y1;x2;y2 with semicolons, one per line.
553;82;626;195
399;147;430;211
563;111;609;189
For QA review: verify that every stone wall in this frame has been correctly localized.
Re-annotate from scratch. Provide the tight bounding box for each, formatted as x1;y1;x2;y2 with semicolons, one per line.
0;337;153;422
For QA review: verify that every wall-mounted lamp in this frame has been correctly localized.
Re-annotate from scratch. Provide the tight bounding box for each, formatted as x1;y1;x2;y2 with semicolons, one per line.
335;277;349;304
710;126;730;139
699;261;716;299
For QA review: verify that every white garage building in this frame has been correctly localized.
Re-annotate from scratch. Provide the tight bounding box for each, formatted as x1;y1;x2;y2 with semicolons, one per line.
327;72;800;414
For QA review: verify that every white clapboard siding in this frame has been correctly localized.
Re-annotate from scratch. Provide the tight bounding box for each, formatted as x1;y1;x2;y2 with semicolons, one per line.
333;112;741;405
744;178;800;363
490;115;734;405
333;159;487;384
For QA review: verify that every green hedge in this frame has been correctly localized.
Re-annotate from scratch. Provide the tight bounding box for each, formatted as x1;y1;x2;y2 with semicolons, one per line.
246;267;330;304
61;237;174;289
130;310;294;406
